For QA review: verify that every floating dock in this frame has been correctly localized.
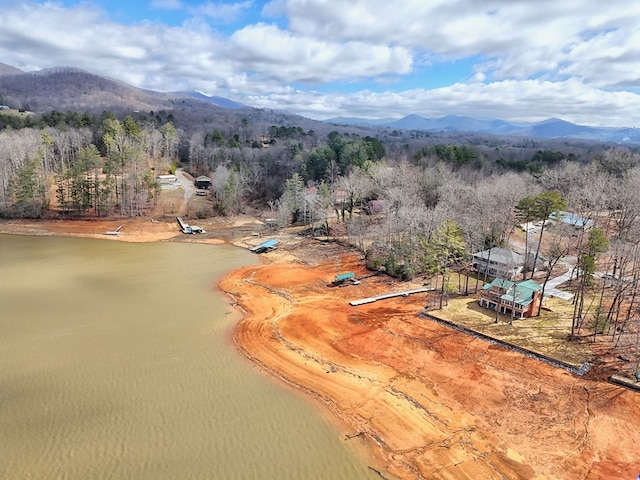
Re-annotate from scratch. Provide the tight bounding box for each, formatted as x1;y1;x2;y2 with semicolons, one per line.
349;287;434;306
250;239;279;253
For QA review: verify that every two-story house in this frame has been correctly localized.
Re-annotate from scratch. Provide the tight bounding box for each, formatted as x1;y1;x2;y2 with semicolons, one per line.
479;278;543;318
472;247;524;280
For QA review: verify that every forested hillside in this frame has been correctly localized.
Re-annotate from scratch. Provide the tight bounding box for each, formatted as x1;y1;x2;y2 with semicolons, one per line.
4;103;640;345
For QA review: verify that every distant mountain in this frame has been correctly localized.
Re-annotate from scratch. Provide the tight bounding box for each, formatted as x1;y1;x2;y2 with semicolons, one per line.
174;91;246;110
1;61;638;144
327;114;640;144
0;62;353;139
390;114;523;134
0;66;172;113
325;116;395;126
521;118;593;138
0;64;242;117
330;114;524;134
0;62;23;76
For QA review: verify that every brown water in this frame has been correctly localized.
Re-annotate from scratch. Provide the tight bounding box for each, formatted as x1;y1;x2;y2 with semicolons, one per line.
0;234;378;480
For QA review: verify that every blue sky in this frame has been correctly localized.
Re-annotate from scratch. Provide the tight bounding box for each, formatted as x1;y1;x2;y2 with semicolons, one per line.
2;0;640;126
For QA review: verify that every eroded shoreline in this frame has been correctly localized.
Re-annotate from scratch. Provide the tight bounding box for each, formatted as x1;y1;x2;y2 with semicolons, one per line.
4;218;640;479
219;240;640;480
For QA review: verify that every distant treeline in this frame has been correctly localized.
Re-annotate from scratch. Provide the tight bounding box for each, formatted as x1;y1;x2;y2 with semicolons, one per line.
0;109;177;131
1;108;637;224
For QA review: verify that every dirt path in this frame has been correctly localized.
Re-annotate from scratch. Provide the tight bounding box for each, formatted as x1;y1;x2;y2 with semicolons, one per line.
174;168;196;216
221;243;640;480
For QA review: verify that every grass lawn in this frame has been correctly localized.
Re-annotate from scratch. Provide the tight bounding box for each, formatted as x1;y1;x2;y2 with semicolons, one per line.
428;275;593;368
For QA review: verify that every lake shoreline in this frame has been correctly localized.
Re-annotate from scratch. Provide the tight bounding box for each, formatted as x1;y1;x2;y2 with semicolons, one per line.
4;216;640;479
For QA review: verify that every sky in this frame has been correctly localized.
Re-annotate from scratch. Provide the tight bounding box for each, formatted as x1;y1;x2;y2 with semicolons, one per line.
2;0;640;127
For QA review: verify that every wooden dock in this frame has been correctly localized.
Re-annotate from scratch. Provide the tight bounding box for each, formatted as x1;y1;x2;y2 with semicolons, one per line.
176;216;191;233
104;225;123;235
349;287;434;306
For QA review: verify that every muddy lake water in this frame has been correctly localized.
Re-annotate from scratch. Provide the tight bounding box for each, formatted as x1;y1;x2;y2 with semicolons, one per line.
0;234;378;479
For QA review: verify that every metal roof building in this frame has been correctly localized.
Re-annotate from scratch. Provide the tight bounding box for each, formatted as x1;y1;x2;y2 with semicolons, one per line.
250;239;279;253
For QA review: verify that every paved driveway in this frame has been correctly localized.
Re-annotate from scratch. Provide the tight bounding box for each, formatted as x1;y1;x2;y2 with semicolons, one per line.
544;268;576;300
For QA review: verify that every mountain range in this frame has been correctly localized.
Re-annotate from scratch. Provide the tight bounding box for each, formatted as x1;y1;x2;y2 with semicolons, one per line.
325;114;640;144
0;61;638;143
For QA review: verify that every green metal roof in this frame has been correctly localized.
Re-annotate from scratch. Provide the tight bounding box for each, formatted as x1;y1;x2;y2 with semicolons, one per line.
335;272;355;281
485;277;542;306
516;279;543;292
500;280;541;305
483;278;514;290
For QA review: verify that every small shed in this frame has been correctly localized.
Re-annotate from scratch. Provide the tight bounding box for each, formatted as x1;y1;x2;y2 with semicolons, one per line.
194;176;212;190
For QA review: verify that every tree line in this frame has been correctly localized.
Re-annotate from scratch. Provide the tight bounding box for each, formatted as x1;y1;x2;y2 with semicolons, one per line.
0;114;177;217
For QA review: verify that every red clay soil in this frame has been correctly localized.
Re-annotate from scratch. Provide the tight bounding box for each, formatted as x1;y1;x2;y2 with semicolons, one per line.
3;217;639;479
221;245;640;480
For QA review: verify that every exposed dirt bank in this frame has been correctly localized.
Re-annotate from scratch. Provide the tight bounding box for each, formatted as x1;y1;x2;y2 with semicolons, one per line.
221;239;640;480
0;217;180;242
0;214;264;244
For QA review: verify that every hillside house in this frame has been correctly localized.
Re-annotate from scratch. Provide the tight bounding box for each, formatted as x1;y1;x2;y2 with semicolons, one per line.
472;247;524;280
259;134;271;147
479;278;543;318
302;188;348;207
548;211;593;233
332;190;347;205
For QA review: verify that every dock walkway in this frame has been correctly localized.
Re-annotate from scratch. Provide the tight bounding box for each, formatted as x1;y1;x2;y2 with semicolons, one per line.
104;225;123;236
176;216;190;233
349;287;434;306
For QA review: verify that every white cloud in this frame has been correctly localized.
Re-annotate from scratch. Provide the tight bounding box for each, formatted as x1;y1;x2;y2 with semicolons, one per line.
229;23;413;83
1;1;640;127
265;0;640;86
560;28;640;88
